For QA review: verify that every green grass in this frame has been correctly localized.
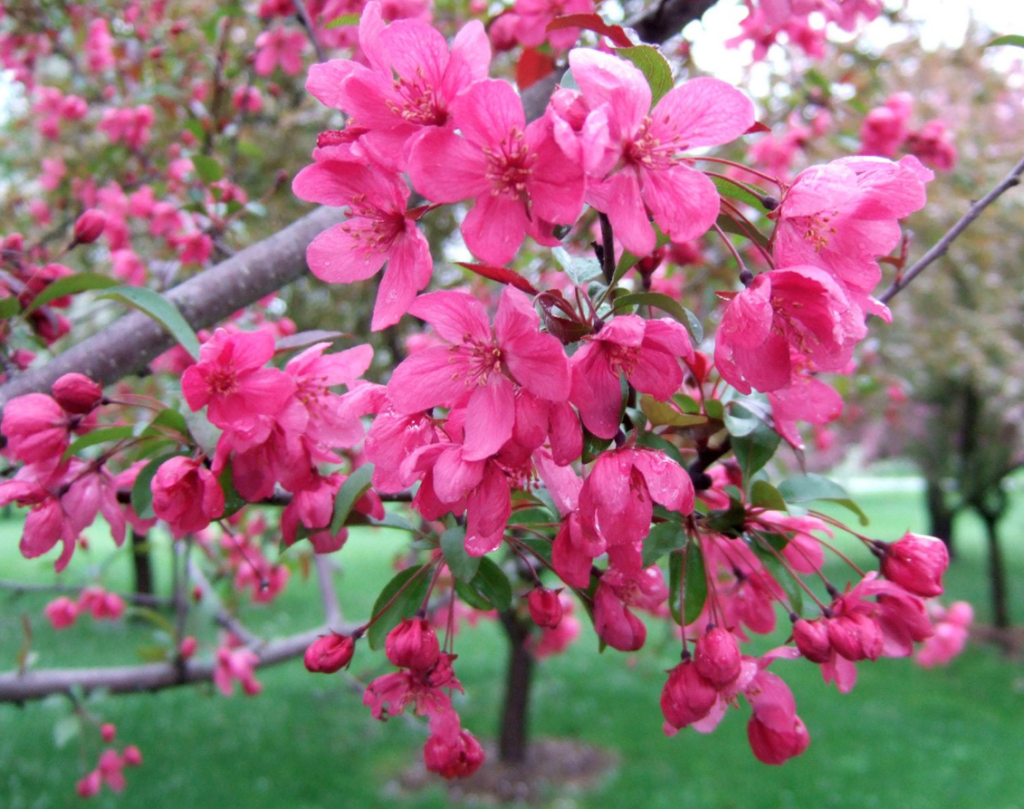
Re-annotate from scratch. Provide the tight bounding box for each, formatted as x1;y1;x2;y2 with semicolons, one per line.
1;487;1023;809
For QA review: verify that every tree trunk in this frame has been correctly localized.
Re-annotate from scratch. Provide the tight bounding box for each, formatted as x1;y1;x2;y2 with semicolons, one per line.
925;477;956;559
497;611;534;766
131;530;154;597
980;511;1011;629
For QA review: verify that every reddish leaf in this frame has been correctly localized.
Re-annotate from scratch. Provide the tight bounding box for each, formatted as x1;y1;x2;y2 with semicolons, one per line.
745;121;772;135
547;13;634;48
457;262;539;295
516;48;557;90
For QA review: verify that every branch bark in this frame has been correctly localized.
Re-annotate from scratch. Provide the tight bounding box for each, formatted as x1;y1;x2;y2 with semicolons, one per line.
0;622;358;703
0;206;344;411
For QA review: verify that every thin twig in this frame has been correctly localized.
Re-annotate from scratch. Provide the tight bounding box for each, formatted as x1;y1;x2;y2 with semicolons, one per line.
292;0;327;63
878;155;1024;305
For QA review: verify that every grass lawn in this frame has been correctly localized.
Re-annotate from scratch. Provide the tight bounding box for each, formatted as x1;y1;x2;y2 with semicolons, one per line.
1;486;1023;809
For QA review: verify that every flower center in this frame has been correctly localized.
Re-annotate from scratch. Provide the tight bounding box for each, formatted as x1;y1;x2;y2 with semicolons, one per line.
483;128;536;199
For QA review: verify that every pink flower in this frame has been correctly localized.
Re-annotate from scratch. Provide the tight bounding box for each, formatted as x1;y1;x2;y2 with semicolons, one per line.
743;670;809;764
423;729;485;779
214;646;262;696
570;315;693;439
907;119;957;172
386;618;442;670
528;587;563;629
52;373;103;415
410;78;585;265
860;93;913;157
306;2;490;169
44;596;81;629
293;160;432;331
388;287;570;461
694;627;742;687
661;659;718;732
151;456;225;539
771;156;933;308
880;532;948;598
304;633;356;673
714;265;865;394
2;393;72;465
182;328;296;429
569;48;754;256
85;19;116;73
916;601;972;668
254;27;306;76
514;0;594;49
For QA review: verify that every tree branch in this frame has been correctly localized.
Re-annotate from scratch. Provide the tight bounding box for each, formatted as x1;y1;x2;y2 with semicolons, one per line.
628;0;720;44
878;155;1024;305
0;206;344;411
0;622;358;703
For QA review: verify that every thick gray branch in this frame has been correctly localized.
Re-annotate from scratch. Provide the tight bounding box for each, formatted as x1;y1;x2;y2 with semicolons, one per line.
0;622;358;702
0;206;343;411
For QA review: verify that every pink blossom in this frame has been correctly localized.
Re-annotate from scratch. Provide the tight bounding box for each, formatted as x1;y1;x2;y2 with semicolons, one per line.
568;49;753;256
182;328;296;429
528;587;563;628
424;728;485;779
304;633;356;673
916;601;972;668
254;27;306;76
409;79;585;265
772;156;933;308
86;19;116;73
2;393;72;464
694;627;742;686
151;456;225;539
570;315;693;439
306;2;490;170
743;670;809;764
880;532;948;598
514;0;594;49
661;659;718;732
714;265;866;394
907;119;958;172
98;105;155;149
214;646;262;696
44;596;81;629
860;93;913;157
293;160;432;330
388;287;570;461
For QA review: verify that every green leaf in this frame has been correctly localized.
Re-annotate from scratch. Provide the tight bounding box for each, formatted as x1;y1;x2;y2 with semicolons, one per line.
777;473;869;525
668;551;683;625
805;68;832;97
274;330;345;353
369;513;417;533
454;578;494;611
552;247;603;286
53;716;80;749
325;12;361;28
135;644;171;663
683;540;708;624
750;479;786;511
640;395;708;429
63;426;135;460
471;557;513;612
709;175;765;210
615;45;673;105
723;403;761;437
517;536;553;566
97;286;200;360
191;154;224;183
612;292;703;342
329;463;375;536
440;525;480;584
704;399;724;420
731;420;780;489
642;520;686;568
367;566;430;650
217;462;247;518
987;34;1024;48
635;431;683;464
0;298;20;319
139;408;189;442
23;272;119;316
131;453;180;520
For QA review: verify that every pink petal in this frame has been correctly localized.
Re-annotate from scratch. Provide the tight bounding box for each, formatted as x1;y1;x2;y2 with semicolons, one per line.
306;60;358;109
642;164;720;243
587;171;654;257
408;290;491;344
388;345;476;413
371;228;433;331
307;223;388;284
462;375;515;461
495;288;570;401
452;79;525;148
461;192;530;266
652;78;754;148
408;129;490;203
569;49;650;136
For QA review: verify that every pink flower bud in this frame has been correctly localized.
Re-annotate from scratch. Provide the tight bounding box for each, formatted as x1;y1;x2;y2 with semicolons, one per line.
122;745;143;767
792;618;832;663
100;723;116;743
694;627;742;686
385;618;440;671
72;210;106;244
76;770;102;798
151;456;225;539
827;613;883;662
52;373;103;415
43;596;80;630
528;587;563;629
747;714;810;765
1;393;70;463
423;729;485;779
660;660;718;731
179;636;198;658
880;533;948;597
303;633;355;673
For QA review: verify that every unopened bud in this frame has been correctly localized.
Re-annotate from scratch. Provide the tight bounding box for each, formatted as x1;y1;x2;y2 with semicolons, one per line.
122;745;143;767
694;627;741;686
52;372;103;415
880;532;948;597
528;588;564;629
385;618;440;671
72;210;106;245
792;618;831;663
303;633;356;674
100;723;117;743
